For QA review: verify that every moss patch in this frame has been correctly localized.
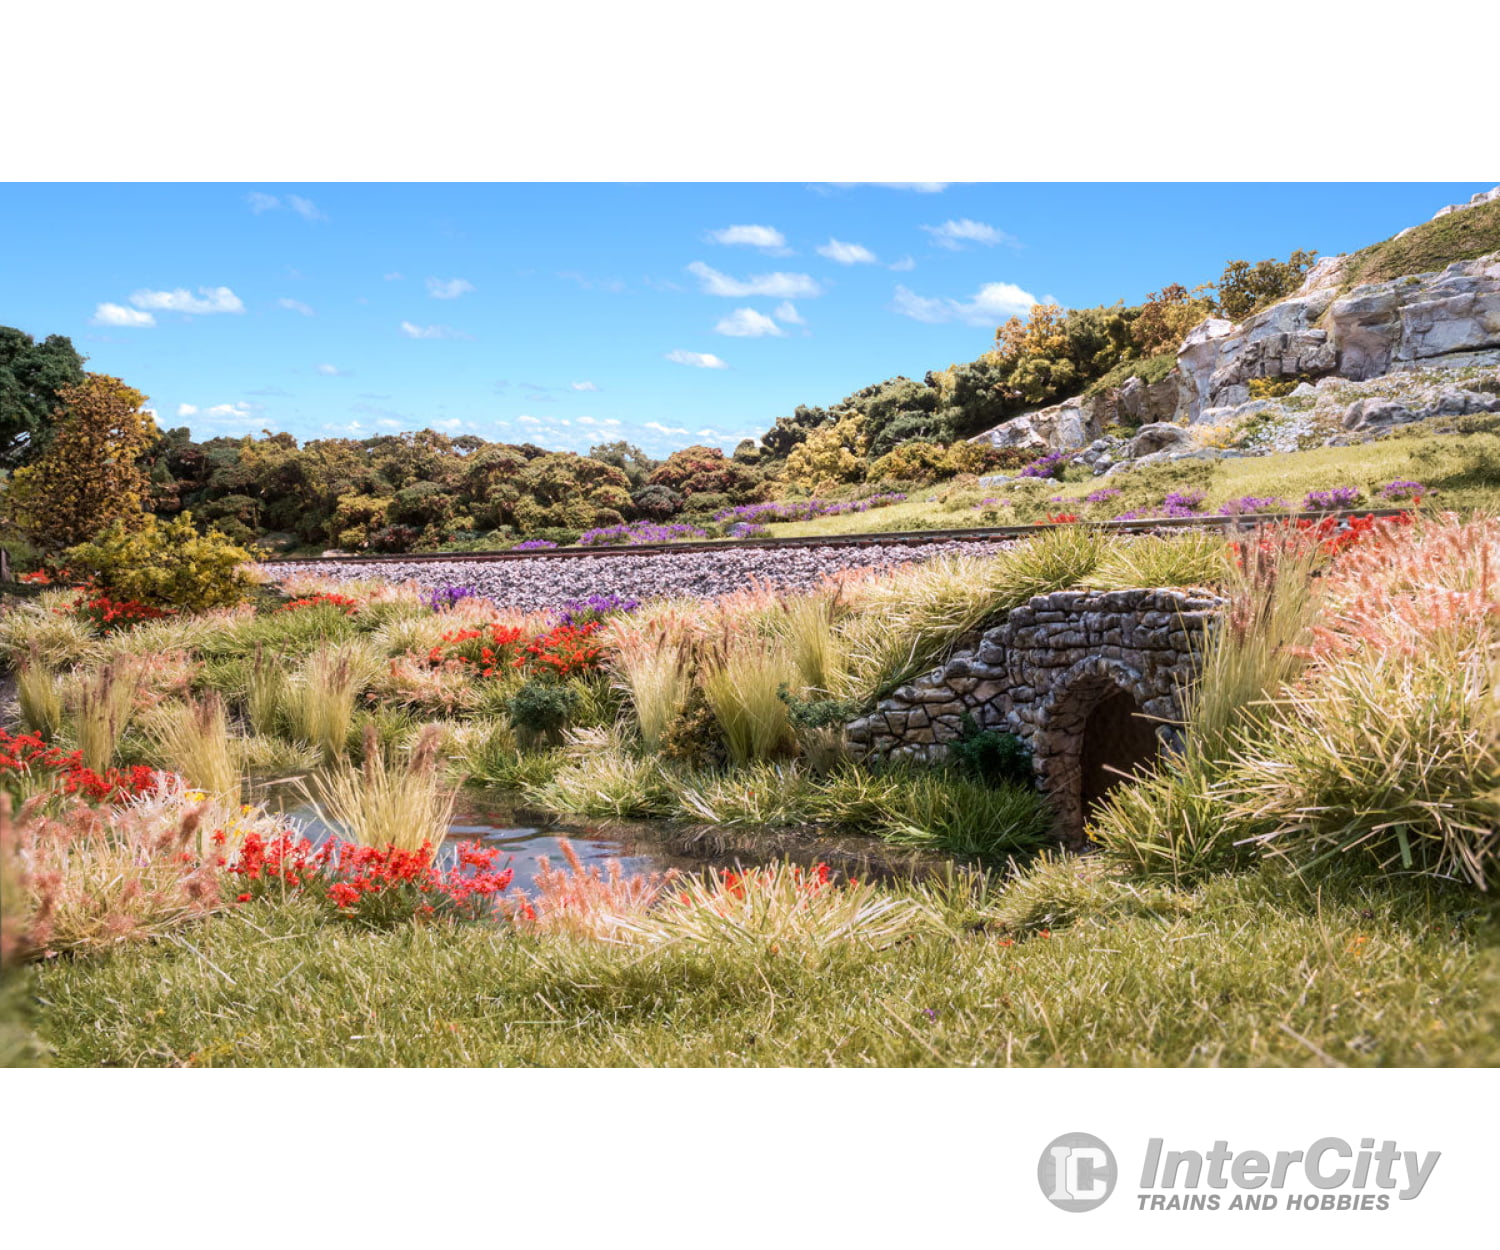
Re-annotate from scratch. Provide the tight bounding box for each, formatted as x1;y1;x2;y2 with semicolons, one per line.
1338;198;1500;291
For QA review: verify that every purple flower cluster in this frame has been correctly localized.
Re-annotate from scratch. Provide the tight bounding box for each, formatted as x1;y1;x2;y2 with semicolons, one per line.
555;593;641;627
974;497;1012;508
512;538;559;551
1218;495;1289;516
578;521;709;547
725;521;770;539
1381;480;1427;502
714;493;907;525
1161;490;1207;518
1302;486;1364;511
422;583;483;613
1018;451;1072;480
1084;488;1122;505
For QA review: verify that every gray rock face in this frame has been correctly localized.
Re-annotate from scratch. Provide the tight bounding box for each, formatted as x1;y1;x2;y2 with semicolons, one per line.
1177;251;1500;419
1126;422;1192;458
1341;398;1416;431
967;396;1101;453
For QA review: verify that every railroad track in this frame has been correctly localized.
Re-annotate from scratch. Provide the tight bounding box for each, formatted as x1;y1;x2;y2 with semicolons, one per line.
264;508;1413;566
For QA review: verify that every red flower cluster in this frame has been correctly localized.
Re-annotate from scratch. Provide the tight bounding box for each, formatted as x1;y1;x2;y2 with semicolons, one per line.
516;622;603;678
278;592;361;615
1236;512;1413;567
428;622;527;676
1043;513;1080;525
19;570;53;585
65;594;174;632
225;830;514;924
0;729;162;803
427;620;603;680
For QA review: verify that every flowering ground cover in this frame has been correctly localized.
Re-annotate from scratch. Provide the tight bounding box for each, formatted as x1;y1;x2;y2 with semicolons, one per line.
5;512;1500;1068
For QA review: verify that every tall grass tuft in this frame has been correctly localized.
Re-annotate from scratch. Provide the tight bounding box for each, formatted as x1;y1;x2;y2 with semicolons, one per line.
303;723;458;853
667;761;815;826
145;694;241;805
700;640;796;764
871;772;1050;858
1088;532;1325;879
1093;531;1233;590
246;646;289;737
1232;632;1500;889
72;657;144;772
509;838;675;941
621;860;930;953
777;591;847;695
284;643;378;764
609;626;694;751
16;648;62;740
524;741;673;819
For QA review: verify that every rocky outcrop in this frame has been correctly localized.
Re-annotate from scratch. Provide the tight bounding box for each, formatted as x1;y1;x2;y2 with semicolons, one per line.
1177;252;1500;419
967;395;1103;453
846;587;1223;843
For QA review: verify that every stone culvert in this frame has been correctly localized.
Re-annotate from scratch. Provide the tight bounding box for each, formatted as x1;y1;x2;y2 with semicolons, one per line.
845;588;1224;845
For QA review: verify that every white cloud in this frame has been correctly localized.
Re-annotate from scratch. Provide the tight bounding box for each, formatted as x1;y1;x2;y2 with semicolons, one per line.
129;286;245;315
247;192;325;221
601;417;622;427
665;349;728;369
707;224;789;254
888;256;916;272
286;195;325;222
570;381;599;392
645;421;689;435
399;321;471;340
278;298;315;316
773;301;804;325
920;219;1019;250
814;182;949;194
177;401;256;424
577;415;598;425
517;415;542;425
383;272;404;281
687;261;821;299
817;238;878;265
91;303;155;327
316;363;348;376
426;276;475;300
891;281;1038;326
714;308;784;338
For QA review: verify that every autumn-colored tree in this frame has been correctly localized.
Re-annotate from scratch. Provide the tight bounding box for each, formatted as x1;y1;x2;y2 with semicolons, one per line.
1131;283;1218;356
1215;249;1317;321
784;415;868;492
646;444;760;501
4;374;158;550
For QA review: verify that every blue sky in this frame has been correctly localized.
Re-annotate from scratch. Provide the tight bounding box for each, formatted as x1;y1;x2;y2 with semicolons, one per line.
1;182;1492;458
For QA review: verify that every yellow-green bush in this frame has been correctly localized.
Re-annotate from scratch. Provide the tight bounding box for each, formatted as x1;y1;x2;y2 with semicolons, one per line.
65;513;260;611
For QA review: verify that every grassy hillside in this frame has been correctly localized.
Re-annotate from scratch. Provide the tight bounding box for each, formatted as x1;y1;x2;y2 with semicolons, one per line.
1338;197;1500;290
761;426;1500;537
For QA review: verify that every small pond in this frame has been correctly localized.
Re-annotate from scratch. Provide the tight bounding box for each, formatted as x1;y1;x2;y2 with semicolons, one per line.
274;787;948;895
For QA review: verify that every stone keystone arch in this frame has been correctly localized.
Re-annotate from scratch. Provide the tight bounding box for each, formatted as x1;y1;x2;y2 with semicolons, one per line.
845;588;1222;845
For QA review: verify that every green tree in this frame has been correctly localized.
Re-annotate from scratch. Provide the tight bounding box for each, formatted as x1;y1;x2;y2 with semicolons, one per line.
0;326;86;467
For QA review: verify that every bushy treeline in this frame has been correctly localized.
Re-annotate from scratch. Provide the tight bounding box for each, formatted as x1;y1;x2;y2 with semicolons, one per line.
748;250;1318;480
0;247;1317;557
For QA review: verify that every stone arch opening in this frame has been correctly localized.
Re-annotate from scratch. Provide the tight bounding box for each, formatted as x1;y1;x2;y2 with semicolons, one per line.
1078;687;1160;817
1032;657;1168;848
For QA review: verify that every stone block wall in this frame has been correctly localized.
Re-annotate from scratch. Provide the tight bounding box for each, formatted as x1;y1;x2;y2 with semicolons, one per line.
845;588;1224;843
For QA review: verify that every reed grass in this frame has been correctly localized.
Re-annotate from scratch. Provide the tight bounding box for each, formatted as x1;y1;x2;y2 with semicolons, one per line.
523;742;674;819
302;724;458;853
700;639;796;764
284;643;379;764
71;657;144;772
245;646;289;736
776;591;847;695
16;648;62;740
144;694;241;805
1092;530;1233;590
608;626;694;751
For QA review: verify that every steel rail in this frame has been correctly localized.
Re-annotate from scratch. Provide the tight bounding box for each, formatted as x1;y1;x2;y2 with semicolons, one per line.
261;508;1413;567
